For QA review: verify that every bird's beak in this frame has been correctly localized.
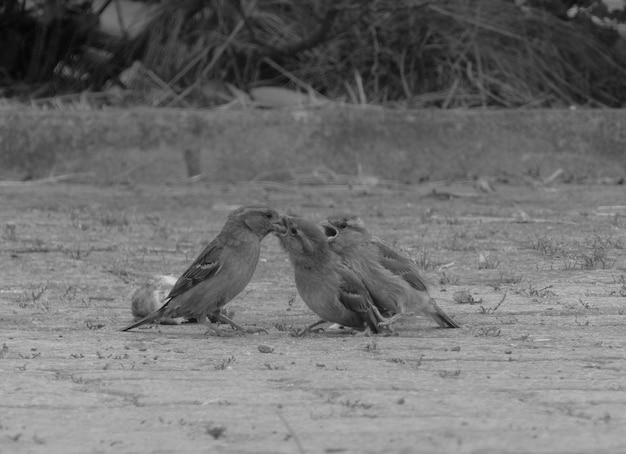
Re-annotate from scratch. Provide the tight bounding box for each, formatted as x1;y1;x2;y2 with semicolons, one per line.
319;220;338;242
275;216;290;236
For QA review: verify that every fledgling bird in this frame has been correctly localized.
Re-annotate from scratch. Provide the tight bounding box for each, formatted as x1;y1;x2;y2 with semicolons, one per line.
121;205;284;335
320;214;460;329
130;274;226;324
130;275;185;325
277;216;385;334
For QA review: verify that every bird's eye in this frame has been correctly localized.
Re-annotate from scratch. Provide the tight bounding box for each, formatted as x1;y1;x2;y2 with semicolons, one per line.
290;227;298;236
338;222;348;229
264;212;273;219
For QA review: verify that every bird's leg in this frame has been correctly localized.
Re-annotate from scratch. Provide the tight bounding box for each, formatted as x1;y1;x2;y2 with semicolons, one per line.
202;323;234;337
197;313;240;337
369;304;402;329
376;311;415;327
367;305;395;334
292;319;328;337
216;313;268;335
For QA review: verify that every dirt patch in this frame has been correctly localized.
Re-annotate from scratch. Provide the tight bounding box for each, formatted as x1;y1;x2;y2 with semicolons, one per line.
1;181;625;453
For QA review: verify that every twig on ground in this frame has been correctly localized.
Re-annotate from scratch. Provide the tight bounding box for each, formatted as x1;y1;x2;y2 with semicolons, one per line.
277;411;305;454
0;173;95;186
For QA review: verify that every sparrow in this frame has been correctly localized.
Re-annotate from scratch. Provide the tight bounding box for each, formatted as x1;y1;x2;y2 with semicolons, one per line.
320;214;460;329
122;205;285;335
277;216;385;334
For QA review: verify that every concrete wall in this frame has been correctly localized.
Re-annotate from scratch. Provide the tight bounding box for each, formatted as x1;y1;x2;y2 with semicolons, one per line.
0;106;624;183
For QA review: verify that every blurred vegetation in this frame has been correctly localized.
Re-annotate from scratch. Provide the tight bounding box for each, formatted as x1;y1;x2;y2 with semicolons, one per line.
1;0;626;108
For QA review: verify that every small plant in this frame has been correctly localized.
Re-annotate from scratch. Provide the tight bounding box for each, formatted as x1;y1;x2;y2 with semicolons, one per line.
478;292;507;314
31;284;48;302
520;284;556;298
146;215;172;241
438;369;462;378
611;274;626;297
61;285;78;302
61;245;94;260
478;253;500;270
65;209;84;230
214;356;236;370
476;327;502;337
413;354;425;369
386;358;406;365
529;236;567;256
447;231;476;251
575;317;590;326
2;223;18;241
453;290;482;305
498;273;524;285
610;214;625;228
29;283;50;311
558;235;620;271
340;400;373;409
575;246;612;270
364;340;377;352
69;374;84;385
439;271;459;285
106;259;132;283
489;273;523;290
274;323;293;332
85;320;105;330
562;258;578;271
286;293;297;311
205;423;226;439
578;298;598;311
415;250;440;271
99;211;130;232
588;235;623;250
18;284;51;311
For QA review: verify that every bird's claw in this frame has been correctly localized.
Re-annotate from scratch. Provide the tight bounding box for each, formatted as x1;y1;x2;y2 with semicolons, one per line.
203;327;242;337
289;327;324;337
378;325;397;336
244;327;269;335
377;313;412;327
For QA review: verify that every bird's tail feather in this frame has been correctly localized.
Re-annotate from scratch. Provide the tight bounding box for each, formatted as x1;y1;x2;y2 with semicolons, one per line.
121;303;168;332
428;299;461;328
365;309;382;334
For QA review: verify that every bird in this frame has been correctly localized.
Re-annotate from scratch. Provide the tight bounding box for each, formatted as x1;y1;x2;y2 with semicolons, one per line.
320;214;460;329
277;215;385;334
121;205;285;335
130;275;186;325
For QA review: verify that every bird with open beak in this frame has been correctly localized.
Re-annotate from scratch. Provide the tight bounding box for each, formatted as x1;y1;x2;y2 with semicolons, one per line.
277;216;385;334
121;205;285;335
320;214;460;329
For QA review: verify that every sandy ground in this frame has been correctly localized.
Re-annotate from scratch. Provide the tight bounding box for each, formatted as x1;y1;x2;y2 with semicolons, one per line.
1;180;625;454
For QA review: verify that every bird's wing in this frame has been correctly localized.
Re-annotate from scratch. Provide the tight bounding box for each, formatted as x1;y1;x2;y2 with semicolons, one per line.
166;240;225;300
336;265;375;315
373;238;428;292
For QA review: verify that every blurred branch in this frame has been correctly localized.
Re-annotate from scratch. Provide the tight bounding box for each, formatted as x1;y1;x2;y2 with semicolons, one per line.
239;1;340;58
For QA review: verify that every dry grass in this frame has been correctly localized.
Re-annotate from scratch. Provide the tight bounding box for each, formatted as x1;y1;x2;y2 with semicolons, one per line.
2;0;626;107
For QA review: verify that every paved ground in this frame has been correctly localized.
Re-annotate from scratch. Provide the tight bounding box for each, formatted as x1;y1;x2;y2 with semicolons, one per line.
1;180;625;453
